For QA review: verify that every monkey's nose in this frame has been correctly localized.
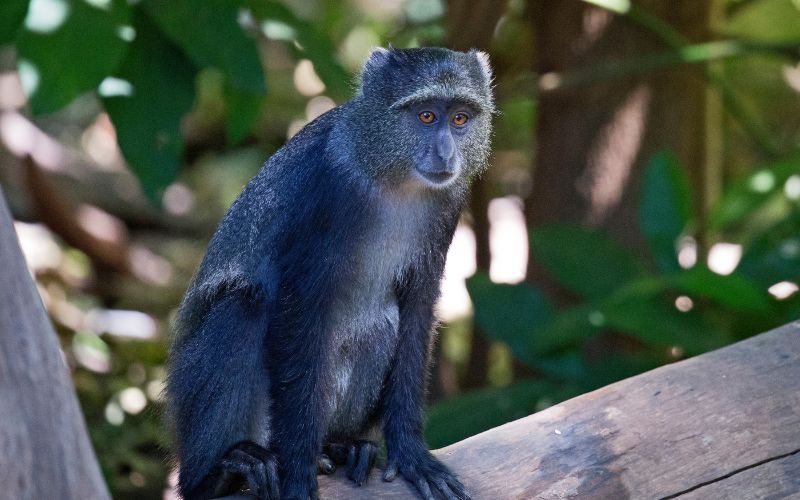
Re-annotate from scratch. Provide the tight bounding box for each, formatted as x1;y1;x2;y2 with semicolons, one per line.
436;132;455;162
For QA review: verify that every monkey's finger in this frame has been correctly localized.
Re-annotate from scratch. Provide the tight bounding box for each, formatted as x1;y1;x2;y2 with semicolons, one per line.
382;462;398;482
443;475;471;500
432;477;468;500
348;441;377;485
309;486;320;500
413;477;437;500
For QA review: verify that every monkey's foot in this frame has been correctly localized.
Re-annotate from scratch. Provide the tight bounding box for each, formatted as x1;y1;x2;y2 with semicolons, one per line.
383;448;470;500
194;440;279;500
323;440;378;486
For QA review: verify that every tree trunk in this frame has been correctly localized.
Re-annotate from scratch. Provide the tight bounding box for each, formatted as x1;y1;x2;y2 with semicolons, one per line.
0;186;109;499
526;0;714;295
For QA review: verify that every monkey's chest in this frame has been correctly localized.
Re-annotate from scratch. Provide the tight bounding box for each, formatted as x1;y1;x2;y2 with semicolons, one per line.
324;214;420;437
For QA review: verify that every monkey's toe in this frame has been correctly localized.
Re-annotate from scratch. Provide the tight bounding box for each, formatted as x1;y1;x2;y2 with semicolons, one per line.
345;440;378;486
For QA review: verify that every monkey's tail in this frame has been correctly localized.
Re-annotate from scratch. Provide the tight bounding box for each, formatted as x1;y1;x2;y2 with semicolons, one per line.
166;285;271;498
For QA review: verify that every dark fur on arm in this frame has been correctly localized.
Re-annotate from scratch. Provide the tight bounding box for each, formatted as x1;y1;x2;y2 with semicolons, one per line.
381;211;471;500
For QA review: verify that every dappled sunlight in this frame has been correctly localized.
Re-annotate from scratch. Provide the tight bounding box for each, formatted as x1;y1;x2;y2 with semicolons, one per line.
81;113;124;168
677;235;697;269
162;182;194;215
0;110;66;170
488;196;528;284
0;71;27;109
439;223;476;321
128;244;173;286
77;204;126;244
784;175;800;199
769;281;799;300
24;0;70;34
707;242;742;276
674;295;693;312
581;85;651;224
14;221;63;272
305;95;336;121
85;308;158;339
293;59;325;97
98;76;133;98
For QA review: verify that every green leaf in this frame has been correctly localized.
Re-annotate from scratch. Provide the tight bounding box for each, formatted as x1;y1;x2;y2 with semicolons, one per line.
426;380;568;448
601;291;731;355
103;10;197;201
582;350;666;389
0;0;28;45
224;83;262;145
709;157;800;231
667;266;772;314
534;351;590;384
725;0;800;43
16;0;131;114
530;224;645;299
639;151;692;274
738;209;800;287
247;0;351;98
143;0;265;94
532;304;602;355
466;273;554;366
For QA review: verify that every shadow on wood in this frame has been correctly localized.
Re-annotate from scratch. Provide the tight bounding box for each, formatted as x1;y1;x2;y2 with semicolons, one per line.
224;322;800;499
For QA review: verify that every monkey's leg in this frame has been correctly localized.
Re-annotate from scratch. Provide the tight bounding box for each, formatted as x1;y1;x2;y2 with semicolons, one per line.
322;440;378;485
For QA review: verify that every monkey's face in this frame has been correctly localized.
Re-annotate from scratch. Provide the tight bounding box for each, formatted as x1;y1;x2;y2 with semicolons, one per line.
352;47;494;190
404;99;477;189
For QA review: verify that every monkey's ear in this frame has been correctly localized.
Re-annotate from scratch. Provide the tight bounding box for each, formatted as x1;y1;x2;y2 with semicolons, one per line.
472;50;493;83
365;47;391;72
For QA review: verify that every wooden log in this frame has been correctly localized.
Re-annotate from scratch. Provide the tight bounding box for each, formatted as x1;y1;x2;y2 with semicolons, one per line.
306;322;800;499
0;188;110;499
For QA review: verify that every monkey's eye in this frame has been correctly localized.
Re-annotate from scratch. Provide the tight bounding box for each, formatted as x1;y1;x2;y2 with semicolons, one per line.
418;111;436;124
452;113;469;127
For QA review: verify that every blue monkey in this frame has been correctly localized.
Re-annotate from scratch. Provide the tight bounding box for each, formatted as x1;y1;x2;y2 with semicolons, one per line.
166;47;494;500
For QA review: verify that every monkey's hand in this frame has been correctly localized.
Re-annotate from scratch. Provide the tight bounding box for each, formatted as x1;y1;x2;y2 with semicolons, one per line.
382;445;470;500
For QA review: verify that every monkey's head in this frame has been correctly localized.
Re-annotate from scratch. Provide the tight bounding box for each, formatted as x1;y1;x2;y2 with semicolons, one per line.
348;47;495;191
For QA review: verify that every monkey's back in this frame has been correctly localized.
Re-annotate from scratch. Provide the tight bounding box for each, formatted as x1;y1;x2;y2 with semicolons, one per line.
174;106;357;337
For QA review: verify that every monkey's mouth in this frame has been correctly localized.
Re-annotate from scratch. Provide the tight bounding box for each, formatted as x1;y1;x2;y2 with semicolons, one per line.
416;169;456;186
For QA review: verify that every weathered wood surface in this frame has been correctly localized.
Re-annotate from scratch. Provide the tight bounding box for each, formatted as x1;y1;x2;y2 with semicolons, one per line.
306;322;800;499
0;189;110;500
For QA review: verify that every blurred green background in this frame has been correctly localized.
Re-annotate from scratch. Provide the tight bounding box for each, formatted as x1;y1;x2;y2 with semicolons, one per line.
1;0;799;497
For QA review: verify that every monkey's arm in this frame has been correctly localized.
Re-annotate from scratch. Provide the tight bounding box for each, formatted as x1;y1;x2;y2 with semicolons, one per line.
381;265;471;500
